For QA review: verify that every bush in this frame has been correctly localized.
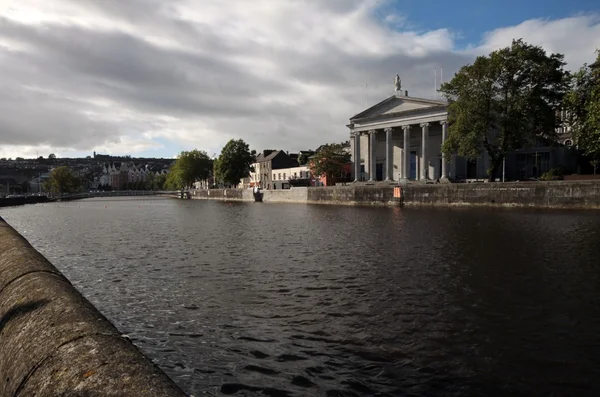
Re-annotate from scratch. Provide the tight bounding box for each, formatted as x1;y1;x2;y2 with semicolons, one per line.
540;166;566;181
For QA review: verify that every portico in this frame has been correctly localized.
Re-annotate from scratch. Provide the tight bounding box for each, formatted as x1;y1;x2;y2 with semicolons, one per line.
348;91;450;183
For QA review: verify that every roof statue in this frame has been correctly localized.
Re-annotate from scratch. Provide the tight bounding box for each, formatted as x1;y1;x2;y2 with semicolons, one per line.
394;74;401;91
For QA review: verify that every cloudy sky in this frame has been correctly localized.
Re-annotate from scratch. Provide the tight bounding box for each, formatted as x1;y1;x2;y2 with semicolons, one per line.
1;0;599;159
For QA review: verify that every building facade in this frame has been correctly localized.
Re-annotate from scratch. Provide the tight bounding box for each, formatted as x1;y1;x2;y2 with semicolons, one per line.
348;91;576;182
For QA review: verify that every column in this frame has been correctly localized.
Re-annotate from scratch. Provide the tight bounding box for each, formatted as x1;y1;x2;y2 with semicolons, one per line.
420;123;429;180
440;121;448;179
368;130;377;182
402;125;410;179
384;127;393;181
353;132;361;182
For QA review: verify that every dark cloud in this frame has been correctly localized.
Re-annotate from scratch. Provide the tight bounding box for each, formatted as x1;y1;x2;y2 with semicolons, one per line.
1;1;595;157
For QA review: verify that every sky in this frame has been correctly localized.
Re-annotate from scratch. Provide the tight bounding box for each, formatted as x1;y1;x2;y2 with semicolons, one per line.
0;0;599;159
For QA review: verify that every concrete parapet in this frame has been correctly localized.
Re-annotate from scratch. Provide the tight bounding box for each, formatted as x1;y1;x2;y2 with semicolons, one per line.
0;217;187;397
189;181;600;209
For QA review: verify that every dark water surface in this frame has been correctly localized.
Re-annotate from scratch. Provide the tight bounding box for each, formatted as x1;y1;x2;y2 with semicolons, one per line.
2;197;600;396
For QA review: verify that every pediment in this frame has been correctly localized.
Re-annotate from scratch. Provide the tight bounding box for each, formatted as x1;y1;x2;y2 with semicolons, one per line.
350;95;447;121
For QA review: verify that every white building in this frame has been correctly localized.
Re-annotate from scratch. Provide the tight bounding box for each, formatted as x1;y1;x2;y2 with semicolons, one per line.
348;86;576;182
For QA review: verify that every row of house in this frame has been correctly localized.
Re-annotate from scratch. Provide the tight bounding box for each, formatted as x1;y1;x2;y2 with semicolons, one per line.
239;144;352;189
95;162;169;189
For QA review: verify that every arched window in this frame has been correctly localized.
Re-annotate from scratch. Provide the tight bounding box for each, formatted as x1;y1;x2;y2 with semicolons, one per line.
564;139;573;146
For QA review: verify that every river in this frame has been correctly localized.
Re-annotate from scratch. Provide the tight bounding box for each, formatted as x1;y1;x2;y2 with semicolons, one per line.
2;197;600;396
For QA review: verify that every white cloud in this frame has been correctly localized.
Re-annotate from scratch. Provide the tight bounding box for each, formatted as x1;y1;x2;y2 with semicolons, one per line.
0;1;599;159
472;14;600;69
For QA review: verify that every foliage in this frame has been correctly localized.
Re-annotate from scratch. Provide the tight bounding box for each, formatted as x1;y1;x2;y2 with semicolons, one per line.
154;174;167;190
540;166;566;181
214;139;256;187
581;50;600;159
48;153;56;159
563;50;600;159
591;159;600;175
167;149;212;190
308;143;351;184
440;39;569;181
298;152;313;166
43;166;82;194
165;168;183;190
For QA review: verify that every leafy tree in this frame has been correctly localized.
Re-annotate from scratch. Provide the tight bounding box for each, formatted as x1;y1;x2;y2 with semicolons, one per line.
43;166;82;194
298;152;312;166
214;139;255;187
168;149;212;189
308;143;351;185
440;39;569;181
48;153;56;159
146;172;155;190
591;159;600;175
563;52;598;158
581;50;600;159
155;173;167;190
165;168;183;190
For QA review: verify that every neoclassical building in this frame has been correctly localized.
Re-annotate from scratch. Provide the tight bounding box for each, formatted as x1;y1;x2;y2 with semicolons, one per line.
348;89;451;182
348;86;577;182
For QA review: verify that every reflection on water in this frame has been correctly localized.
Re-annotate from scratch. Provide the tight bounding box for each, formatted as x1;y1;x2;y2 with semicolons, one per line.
3;197;600;396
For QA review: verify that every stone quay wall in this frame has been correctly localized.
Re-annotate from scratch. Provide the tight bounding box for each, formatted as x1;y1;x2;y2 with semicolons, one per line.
0;195;50;208
0;217;187;397
190;181;600;209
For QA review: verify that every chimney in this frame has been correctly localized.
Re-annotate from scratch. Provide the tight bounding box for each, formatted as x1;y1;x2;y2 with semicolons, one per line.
405;90;408;97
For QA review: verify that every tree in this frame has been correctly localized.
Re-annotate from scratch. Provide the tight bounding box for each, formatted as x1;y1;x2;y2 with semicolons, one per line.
563;51;599;159
214;139;255;187
154;174;167;190
168;149;212;190
440;39;569;181
43;166;82;194
308;143;351;185
48;153;56;159
581;50;600;159
298;152;312;166
591;159;599;175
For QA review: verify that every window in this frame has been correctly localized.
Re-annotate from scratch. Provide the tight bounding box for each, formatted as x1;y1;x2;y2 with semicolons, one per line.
283;173;286;179
273;174;276;180
278;173;281;179
564;139;573;146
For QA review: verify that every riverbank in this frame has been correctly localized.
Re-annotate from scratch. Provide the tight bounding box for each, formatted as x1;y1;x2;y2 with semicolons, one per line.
190;181;600;209
0;216;187;396
0;195;50;208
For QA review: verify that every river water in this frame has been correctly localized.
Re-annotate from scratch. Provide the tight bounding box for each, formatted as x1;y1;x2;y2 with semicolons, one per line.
2;197;600;396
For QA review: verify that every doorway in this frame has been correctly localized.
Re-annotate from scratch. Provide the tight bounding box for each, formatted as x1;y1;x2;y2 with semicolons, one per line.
410;151;417;179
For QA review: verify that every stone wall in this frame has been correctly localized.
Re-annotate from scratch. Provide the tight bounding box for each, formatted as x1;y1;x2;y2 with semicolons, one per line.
0;217;187;397
402;182;600;209
189;182;600;209
263;187;308;203
192;188;247;201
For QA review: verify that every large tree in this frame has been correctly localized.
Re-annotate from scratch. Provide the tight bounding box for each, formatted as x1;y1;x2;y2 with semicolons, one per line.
214;139;255;187
308;143;351;185
563;51;600;159
44;166;82;194
167;149;212;189
440;39;569;181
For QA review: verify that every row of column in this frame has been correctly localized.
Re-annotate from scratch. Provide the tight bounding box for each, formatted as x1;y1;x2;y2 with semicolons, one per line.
352;121;448;182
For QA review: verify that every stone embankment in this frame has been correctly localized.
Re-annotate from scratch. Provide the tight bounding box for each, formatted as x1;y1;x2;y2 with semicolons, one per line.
190;181;600;209
0;195;50;208
0;217;188;397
